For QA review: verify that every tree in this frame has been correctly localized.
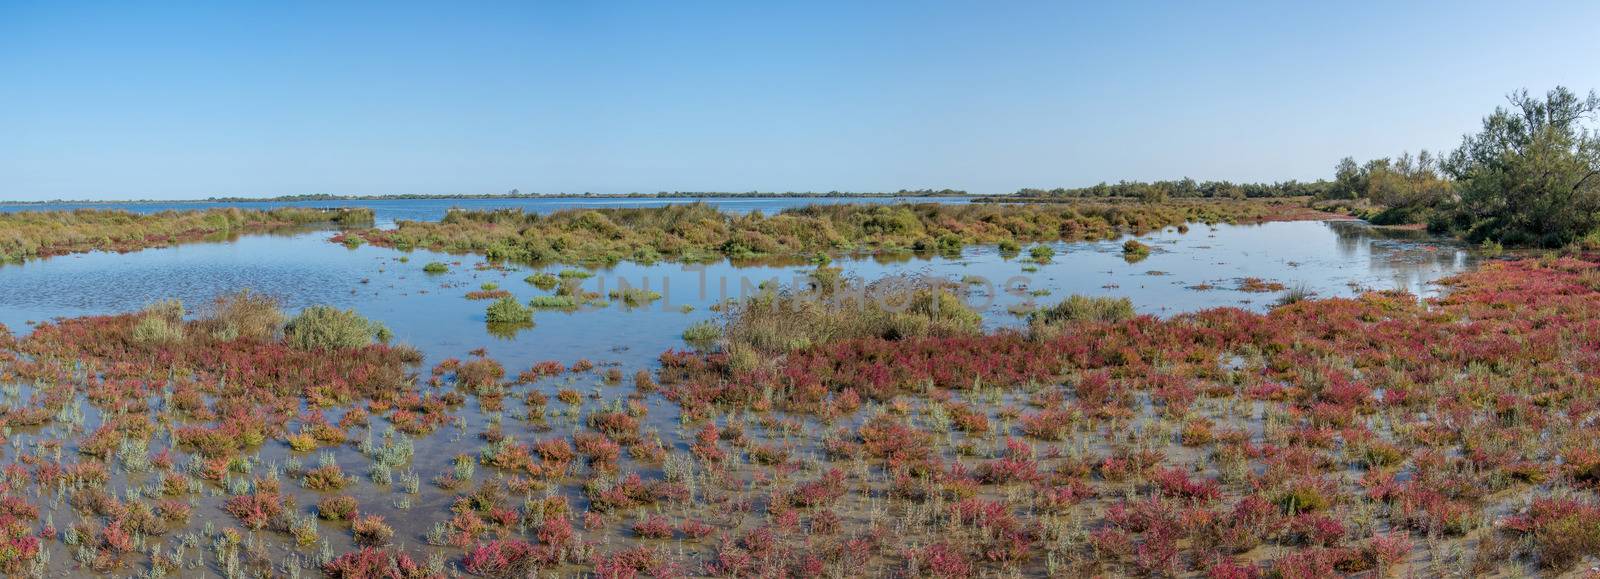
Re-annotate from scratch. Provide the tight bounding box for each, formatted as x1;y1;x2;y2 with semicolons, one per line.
1444;87;1600;246
1137;182;1169;203
1330;157;1363;199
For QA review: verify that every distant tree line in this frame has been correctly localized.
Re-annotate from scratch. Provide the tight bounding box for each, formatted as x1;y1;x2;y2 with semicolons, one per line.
1016;179;1332;201
205;189;970;203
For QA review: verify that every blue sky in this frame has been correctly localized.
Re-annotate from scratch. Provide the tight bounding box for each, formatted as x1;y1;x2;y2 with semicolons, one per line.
3;1;1598;200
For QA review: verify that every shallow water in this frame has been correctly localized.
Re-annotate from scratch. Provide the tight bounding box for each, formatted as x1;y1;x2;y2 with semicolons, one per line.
0;216;1476;575
0;219;1471;376
0;196;967;228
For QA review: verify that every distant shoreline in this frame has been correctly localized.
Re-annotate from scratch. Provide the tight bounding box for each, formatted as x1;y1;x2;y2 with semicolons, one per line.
0;190;974;205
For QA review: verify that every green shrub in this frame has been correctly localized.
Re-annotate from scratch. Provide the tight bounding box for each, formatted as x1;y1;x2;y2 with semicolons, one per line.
1121;239;1151;261
525;272;560;290
558;268;594;279
423;262;449;274
608;287;662;307
1276;485;1330;515
485;297;533;324
528;295;579;309
1029;295;1134;328
1029;244;1055;262
682;321;722;342
285;306;391;350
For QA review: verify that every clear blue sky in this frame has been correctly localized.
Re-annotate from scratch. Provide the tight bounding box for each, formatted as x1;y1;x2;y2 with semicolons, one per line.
4;1;1598;200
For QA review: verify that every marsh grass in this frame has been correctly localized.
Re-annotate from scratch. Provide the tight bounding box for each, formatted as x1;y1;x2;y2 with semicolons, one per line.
525;272;560;290
1121;239;1151;262
0;207;373;263
608;288;663;308
10;254;1600;577
681;321;722;343
285;305;392;350
528;295;580;309
1276;285;1316;307
1029;294;1134;326
339;199;1315;266
723;274;981;355
197;290;285;342
131;299;186;346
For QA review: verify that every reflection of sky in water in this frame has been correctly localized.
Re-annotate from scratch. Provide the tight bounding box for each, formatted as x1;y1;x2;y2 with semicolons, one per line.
0;220;1472;376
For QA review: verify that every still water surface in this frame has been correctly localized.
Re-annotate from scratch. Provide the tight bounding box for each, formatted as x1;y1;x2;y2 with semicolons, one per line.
0;219;1471;376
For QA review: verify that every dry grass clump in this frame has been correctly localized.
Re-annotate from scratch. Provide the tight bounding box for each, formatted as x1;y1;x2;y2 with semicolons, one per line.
197;290;285;341
723;274;981;355
131;299;187;345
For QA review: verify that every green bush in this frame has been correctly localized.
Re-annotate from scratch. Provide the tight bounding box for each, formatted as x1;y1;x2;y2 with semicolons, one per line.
1121;239;1151;262
528;295;579;309
1029;295;1133;327
1029;244;1055;262
285;306;391;350
423;262;449;274
608;287;663;307
682;320;723;342
485;297;533;324
525;272;559;290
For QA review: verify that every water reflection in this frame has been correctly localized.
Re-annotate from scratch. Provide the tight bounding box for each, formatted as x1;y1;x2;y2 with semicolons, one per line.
1325;220;1471;296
